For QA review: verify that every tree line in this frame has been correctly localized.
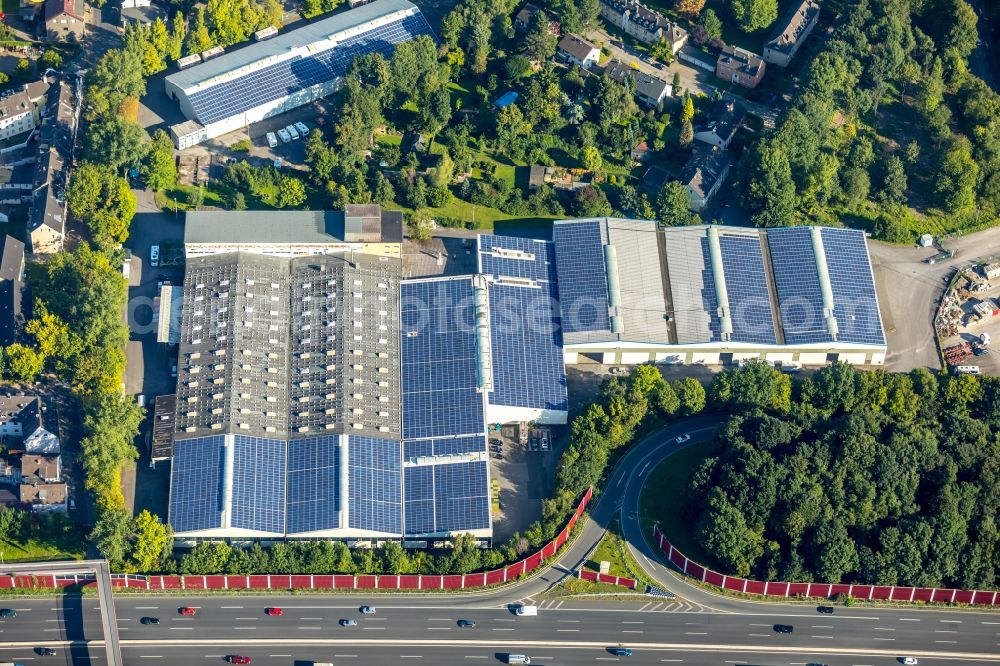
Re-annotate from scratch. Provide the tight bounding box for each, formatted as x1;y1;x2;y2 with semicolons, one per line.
683;361;999;589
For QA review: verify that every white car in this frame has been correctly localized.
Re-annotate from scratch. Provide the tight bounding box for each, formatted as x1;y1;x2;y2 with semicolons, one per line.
675;434;691;444
277;128;291;144
294;121;310;137
265;131;278;148
150;245;160;267
901;659;918;666
286;125;300;141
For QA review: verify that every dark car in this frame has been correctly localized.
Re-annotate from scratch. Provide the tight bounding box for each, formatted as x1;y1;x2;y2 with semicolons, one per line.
458;619;476;628
227;657;251;664
140;617;160;625
37;647;57;656
613;647;633;656
816;606;834;614
773;624;794;634
0;608;16;618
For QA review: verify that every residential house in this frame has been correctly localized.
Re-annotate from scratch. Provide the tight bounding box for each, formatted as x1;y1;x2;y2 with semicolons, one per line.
19;453;61;483
0;89;36;141
602;59;672;108
763;0;820;67
44;0;86;42
630;140;652;164
716;45;766;89
119;0;150;7
19;482;67;512
598;0;687;52
0;235;26;346
27;79;75;255
0;488;16;507
0;396;60;454
526;165;546;192
557;34;600;69
680;145;732;212
694;99;746;149
513;3;559;36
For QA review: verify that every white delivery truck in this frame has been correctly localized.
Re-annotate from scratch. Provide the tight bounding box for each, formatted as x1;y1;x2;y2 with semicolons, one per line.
515;604;537;616
507;656;531;665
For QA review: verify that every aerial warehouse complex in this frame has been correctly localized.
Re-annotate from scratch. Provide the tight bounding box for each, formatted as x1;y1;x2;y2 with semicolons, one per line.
163;0;434;149
165;206;568;544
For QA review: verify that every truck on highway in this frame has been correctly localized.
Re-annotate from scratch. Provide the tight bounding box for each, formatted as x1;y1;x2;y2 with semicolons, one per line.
1;661;27;666
515;604;537;616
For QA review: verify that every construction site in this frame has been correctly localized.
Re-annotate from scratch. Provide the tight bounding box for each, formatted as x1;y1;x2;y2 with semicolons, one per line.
936;261;1000;374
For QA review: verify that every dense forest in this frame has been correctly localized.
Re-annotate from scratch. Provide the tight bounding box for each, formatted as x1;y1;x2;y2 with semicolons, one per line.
686;362;999;589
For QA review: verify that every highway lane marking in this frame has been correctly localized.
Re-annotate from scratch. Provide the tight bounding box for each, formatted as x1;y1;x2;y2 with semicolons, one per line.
204;656;223;658
399;655;421;658
234;627;257;630
899;618;920;621
494;618;516;622
873;627;895;631
595;659;619;661
43;629;60;632
622;621;644;624
427;618;452;621
492;628;515;631
811;625;833;628
982;622;1000;625
268;655;291;657
556;629;580;632
361;627;385;630
811;635;834;639
301;617;323;620
167;628;193;631
297;627;322;630
872;638;895;641
941;619;962;622
639;602;652;611
622;630;643;634
333;655;357;658
557;619;580;623
136;607;159;610
684;632;706;635
463;657;486;659
236;617;257;620
749;623;771;627
45;619;63;622
748;634;770;637
936;630;958;633
139;656;162;659
426;627;451;630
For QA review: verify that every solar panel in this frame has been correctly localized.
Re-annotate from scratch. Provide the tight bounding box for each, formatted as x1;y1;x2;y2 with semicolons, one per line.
187;13;434;125
478;235;557;283
767;227;830;344
403;465;435;534
551;222;611;333
230;435;286;534
433;461;490;533
287;435;341;534
698;236;722;341
401;278;486;440
347;435;401;534
488;282;568;412
168;435;225;533
821;228;886;346
719;234;778;345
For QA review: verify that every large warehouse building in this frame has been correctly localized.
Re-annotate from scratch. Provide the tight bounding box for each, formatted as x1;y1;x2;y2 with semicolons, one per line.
163;0;434;149
166;207;567;543
552;218;887;366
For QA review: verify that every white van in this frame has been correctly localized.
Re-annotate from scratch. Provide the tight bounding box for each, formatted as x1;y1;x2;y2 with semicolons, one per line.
266;132;278;148
136;394;146;408
515;605;537;616
507;656;531;665
954;365;981;375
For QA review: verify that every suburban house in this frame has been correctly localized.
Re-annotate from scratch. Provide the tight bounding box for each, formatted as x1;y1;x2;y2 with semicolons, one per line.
0;395;66;512
557;34;600;69
513;3;560;35
0;235;26;346
44;0;86;42
27;79;76;255
763;0;821;67
716;45;766;89
680;145;732;212
0;396;60;453
19;482;66;512
630;140;652;164
0;89;36;141
598;0;687;52
694;99;747;150
602;59;672;108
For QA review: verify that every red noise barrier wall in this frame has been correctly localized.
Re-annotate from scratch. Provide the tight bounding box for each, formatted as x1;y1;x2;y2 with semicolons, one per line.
577;568;638;590
0;487;594;593
650;524;1000;606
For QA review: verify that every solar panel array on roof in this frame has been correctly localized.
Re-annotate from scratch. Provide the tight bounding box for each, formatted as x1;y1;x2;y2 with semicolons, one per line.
488;282;568;412
767;227;830;344
286;435;341;534
187;13;433;125
347;435;401;534
230;435;287;534
718;234;778;345
478;235;557;283
551;221;611;334
401;278;485;440
403;435;485;460
820;228;885;346
169;436;225;533
404;460;490;535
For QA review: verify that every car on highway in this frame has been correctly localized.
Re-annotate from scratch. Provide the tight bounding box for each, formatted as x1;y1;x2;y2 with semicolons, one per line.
294;121;310;137
227;656;251;664
36;647;57;656
900;659;918;665
178;607;197;616
360;605;376;614
457;619;476;628
773;624;794;633
340;619;357;626
613;647;633;656
264;607;283;616
816;605;834;614
675;433;691;444
140;617;160;625
0;608;16;618
507;655;530;665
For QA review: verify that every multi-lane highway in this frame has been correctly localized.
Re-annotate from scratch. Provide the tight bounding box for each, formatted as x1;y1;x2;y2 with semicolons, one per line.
3;417;999;665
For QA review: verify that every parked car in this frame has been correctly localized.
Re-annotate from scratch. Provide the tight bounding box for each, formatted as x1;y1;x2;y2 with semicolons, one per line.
294;121;310;136
340;619;357;626
170;362;177;378
286;125;300;140
360;606;376;615
265;132;278;148
227;657;251;664
178;607;197;616
0;608;16;618
277;128;291;143
773;624;794;634
140;617;160;625
675;434;691;444
457;619;476;628
264;607;283;616
150;245;160;267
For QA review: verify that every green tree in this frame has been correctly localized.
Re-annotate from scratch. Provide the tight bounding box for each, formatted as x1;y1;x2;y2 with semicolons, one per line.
68;162;137;250
89;508;132;570
743;138;796;227
572;186;613;217
678;117;693;146
275;176;307;208
523;10;557;61
650;38;675;64
4;344;45;383
84;117;148;173
142;130;178;192
934;136;979;212
39;49;63;70
85;49;146;120
430;151;454;188
656;181;697;226
80;392;144;508
700;8;723;41
729;0;778;32
674;377;706;415
378;541;412;574
697;488;763;577
167;11;186;61
180;542;233;574
878;154;908;205
581;145;603;172
184;7;215;56
130;510;172;572
25;302;67;359
407;211;434;240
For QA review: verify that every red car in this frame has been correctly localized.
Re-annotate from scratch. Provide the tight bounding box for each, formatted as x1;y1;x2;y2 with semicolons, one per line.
264;607;283;616
227;657;251;664
178;607;197;616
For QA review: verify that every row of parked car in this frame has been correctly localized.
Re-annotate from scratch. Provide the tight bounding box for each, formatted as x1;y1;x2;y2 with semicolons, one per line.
266;121;311;147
